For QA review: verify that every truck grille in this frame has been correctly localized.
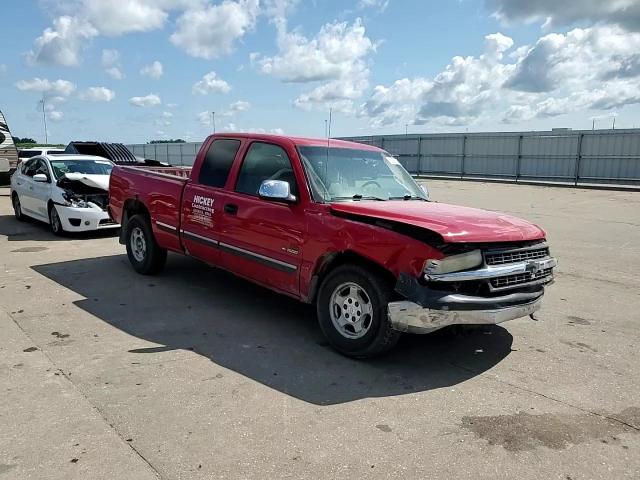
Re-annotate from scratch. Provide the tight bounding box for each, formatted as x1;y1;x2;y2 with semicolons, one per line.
485;245;549;266
490;267;553;290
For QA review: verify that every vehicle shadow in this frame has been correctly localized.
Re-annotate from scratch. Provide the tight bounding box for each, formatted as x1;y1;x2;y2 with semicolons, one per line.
0;214;118;242
32;254;513;405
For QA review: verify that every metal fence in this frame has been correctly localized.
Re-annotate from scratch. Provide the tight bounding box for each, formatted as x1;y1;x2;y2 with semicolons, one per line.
341;129;640;187
127;142;203;167
128;128;640;187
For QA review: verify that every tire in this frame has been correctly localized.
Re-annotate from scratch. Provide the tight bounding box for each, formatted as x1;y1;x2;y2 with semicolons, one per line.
316;264;401;358
49;204;65;236
125;214;167;275
12;193;24;221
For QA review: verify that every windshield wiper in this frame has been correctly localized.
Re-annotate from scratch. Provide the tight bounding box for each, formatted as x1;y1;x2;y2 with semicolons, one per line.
332;194;387;202
389;194;428;201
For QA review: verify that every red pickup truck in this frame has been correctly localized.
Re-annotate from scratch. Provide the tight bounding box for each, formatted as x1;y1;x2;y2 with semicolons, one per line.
109;133;556;357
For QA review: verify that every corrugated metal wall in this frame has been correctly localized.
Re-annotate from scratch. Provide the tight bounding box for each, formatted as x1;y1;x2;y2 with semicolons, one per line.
342;129;640;186
127;129;640;186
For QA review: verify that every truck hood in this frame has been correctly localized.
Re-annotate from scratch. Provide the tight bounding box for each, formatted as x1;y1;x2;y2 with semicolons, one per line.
57;173;110;192
330;201;545;243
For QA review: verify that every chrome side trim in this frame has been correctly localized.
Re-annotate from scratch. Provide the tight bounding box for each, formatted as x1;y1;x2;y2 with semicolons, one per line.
156;221;177;232
218;241;298;273
425;257;557;282
181;230;219;247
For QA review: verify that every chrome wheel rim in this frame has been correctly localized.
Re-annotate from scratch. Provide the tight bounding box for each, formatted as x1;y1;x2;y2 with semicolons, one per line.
130;227;147;262
50;207;61;232
329;282;374;339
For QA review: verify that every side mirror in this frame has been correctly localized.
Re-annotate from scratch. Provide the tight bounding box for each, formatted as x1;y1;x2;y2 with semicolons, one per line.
33;173;49;183
258;180;297;203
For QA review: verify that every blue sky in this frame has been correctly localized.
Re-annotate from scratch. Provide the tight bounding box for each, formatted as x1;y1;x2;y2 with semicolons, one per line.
1;0;640;144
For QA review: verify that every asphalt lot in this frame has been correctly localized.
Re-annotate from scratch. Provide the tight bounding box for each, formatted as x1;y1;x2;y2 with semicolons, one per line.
1;180;639;479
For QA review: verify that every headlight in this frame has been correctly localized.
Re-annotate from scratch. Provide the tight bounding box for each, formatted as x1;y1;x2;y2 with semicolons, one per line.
62;192;89;208
424;249;482;275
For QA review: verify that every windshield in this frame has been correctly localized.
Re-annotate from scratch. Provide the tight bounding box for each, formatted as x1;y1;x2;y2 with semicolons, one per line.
298;146;427;202
50;159;114;179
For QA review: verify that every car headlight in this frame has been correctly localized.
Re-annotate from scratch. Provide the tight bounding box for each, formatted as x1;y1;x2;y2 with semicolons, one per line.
62;193;89;208
424;249;483;275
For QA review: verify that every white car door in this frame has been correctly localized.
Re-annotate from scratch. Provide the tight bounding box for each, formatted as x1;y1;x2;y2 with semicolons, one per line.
30;158;52;219
13;159;37;216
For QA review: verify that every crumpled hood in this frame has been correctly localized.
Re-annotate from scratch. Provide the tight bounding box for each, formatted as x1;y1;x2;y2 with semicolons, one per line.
330;200;545;243
58;173;109;191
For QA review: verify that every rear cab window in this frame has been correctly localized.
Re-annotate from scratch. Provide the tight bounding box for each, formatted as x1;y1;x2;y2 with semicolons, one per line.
18;150;41;159
198;139;241;188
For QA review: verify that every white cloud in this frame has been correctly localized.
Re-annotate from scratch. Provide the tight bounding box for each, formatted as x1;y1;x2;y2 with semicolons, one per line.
192;71;231;95
363;24;640;128
79;86;115;102
358;0;389;12
0;64;7;75
15;78;77;96
170;0;260;59
81;0;170;36
221;100;251;116
256;17;377;112
48;111;64;122
101;49;124;79
129;93;161;107
105;67;124;79
161;111;173;118
140;60;163;79
488;0;640;32
26;16;97;66
197;111;212;126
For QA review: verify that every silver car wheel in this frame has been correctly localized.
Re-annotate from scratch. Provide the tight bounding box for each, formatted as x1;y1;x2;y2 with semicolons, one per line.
130;226;147;262
329;282;374;339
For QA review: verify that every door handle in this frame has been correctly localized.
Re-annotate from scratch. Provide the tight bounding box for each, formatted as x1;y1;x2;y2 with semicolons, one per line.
224;203;238;215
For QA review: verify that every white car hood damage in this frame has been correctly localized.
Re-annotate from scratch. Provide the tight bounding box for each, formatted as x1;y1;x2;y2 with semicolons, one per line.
59;173;109;191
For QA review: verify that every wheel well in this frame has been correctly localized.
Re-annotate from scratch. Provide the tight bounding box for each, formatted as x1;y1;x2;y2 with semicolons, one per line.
119;198;150;244
308;250;395;303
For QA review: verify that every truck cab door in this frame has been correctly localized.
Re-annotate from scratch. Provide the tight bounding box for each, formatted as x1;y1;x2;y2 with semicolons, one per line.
217;141;304;297
180;138;242;264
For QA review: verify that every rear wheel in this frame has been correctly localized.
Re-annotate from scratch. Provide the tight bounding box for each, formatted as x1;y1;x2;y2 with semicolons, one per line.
12;194;24;221
125;214;167;275
316;264;400;358
49;204;65;236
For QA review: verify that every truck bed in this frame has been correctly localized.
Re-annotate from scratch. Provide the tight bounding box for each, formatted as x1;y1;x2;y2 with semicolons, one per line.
109;165;191;252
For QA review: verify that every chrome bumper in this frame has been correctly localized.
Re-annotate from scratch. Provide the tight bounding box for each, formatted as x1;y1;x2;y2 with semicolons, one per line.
387;297;542;334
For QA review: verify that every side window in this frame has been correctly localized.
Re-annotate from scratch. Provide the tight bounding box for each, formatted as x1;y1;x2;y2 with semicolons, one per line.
235;142;298;197
22;159;37;177
35;159;49;176
198;139;241;188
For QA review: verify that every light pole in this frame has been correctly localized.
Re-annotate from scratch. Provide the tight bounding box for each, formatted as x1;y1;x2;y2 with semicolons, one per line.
211;111;216;134
40;94;48;144
405;123;408;135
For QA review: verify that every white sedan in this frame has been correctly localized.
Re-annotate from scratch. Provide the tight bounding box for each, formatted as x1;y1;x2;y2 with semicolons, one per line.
10;154;120;235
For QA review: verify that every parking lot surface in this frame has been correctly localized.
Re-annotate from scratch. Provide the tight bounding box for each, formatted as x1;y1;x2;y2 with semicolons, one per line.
1;180;639;479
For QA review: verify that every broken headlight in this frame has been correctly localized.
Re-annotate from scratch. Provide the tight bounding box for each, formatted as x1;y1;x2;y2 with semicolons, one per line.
62;192;89;208
424;249;483;275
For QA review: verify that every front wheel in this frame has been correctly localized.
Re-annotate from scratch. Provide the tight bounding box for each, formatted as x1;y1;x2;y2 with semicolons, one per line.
12;194;24;221
125;214;167;275
316;264;400;358
49;204;65;236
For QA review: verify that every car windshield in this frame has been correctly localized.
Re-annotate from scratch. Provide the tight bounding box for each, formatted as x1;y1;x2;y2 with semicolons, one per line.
49;159;114;179
298;146;427;202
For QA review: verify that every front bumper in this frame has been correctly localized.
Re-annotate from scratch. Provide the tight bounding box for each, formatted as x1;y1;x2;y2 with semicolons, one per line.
388;272;547;334
55;204;120;232
388;297;542;334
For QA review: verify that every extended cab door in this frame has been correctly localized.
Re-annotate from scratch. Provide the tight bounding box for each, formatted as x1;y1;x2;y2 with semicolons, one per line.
217;141;305;297
180;138;242;263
